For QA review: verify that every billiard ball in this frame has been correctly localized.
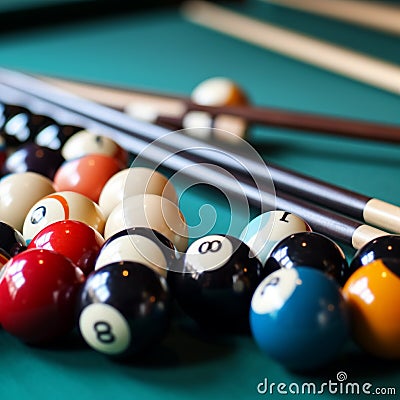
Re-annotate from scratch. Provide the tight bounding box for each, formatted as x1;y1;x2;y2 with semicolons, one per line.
264;231;349;285
0;172;56;231
240;210;311;265
191;77;248;107
22;191;106;242
2;142;65;179
77;261;171;359
0;248;85;344
98;167;178;219
250;267;350;371
104;194;188;252
0;221;27;268
53;154;122;203
0;104;32;146
348;234;400;281
34;123;82;150
343;259;400;359
183;77;249;142
61;130;128;167
95;227;177;277
167;234;264;332
28;220;104;276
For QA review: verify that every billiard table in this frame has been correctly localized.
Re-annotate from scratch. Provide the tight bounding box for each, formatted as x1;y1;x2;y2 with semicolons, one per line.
0;1;399;399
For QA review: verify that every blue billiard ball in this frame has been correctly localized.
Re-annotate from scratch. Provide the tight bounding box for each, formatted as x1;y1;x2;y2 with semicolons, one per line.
250;267;350;371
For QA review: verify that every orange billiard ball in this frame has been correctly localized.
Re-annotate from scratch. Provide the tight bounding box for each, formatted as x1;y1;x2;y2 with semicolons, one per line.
343;259;400;359
54;154;122;203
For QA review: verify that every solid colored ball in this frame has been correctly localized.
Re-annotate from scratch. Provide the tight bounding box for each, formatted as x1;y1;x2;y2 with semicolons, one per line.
95;227;177;277
0;172;56;231
0;221;27;268
240;210;311;265
28;220;104;276
2;142;65;179
34;124;82;150
22;191;105;242
348;234;400;282
265;231;349;285
167;234;264;332
98;167;178;219
77;261;171;359
0;248;85;344
0;220;26;261
250;267;349;371
104;194;188;252
53;154;121;203
0;104;32;146
343;259;400;359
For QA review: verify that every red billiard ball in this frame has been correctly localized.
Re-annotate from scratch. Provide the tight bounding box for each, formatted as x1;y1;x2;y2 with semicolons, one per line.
28;220;104;276
0;248;85;344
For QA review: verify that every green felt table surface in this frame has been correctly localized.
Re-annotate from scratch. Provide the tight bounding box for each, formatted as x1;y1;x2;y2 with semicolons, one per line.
0;0;399;399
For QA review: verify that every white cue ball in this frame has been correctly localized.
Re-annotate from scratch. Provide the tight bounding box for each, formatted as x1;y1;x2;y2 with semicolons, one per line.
98;168;178;219
104;194;188;252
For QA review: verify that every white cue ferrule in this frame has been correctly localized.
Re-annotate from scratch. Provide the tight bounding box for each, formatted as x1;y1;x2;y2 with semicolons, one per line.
352;224;389;250
363;198;400;234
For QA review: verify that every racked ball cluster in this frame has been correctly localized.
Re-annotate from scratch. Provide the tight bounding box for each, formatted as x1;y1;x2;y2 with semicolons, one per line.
0;98;398;371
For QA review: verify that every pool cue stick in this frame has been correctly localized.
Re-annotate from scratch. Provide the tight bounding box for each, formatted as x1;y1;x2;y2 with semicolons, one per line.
0;70;388;249
261;0;400;37
40;75;400;144
181;1;400;96
35;73;400;235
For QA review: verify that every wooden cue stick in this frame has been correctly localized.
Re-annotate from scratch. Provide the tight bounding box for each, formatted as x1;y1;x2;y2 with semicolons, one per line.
261;0;400;37
181;1;400;96
36;73;400;234
0;68;389;249
40;75;400;144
